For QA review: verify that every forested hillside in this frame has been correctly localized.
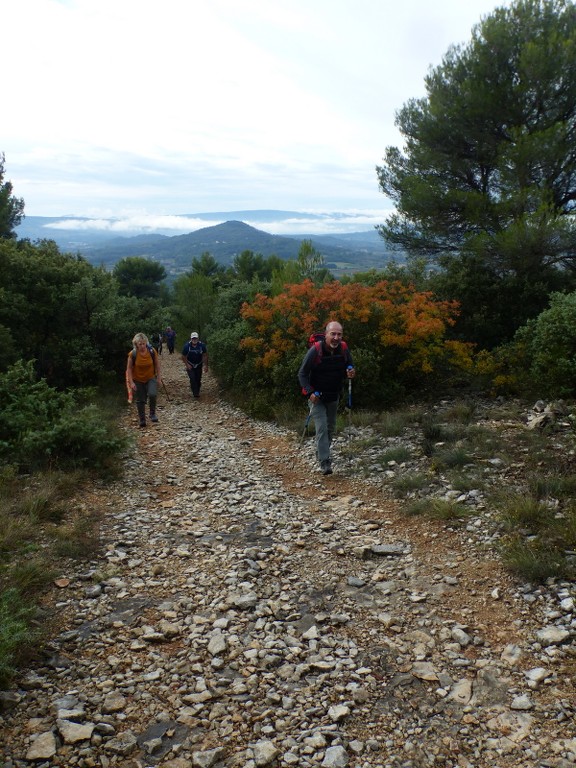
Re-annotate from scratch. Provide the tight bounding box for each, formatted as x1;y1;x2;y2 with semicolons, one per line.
17;217;393;277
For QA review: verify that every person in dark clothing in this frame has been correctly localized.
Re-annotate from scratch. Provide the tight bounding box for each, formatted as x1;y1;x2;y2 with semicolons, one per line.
182;332;208;397
298;321;355;475
150;331;163;354
164;327;176;354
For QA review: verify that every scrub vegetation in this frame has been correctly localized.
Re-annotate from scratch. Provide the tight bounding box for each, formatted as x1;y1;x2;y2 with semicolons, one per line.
2;0;576;685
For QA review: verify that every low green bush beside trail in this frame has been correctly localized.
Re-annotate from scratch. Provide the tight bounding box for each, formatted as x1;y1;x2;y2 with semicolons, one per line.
0;361;127;472
0;361;128;687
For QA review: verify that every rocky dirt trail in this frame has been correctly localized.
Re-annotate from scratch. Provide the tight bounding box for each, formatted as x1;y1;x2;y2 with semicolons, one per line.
1;352;574;768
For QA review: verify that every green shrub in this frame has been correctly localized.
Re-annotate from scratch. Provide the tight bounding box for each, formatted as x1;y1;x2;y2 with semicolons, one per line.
0;361;127;472
373;408;418;437
404;498;472;521
421;418;469;456
377;446;412;464
0;514;35;557
421;419;445;443
432;447;473;471
348;410;381;428
52;515;99;559
445;470;486;493
529;474;576;500
391;472;430;496
513;292;576;398
464;425;499;452
501;538;570;583
443;401;477;424
497;493;554;534
6;559;57;596
558;507;576;552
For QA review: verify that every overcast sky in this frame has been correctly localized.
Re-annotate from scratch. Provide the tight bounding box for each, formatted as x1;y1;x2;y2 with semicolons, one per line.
5;0;513;234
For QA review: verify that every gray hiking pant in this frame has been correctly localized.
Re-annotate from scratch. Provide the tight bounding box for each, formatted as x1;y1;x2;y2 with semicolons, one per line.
310;398;339;465
134;379;158;418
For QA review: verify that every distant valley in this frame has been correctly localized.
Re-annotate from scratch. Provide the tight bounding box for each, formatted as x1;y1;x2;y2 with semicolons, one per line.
16;211;400;277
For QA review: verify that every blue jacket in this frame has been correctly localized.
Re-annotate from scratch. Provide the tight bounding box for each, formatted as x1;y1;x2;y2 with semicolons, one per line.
182;340;207;366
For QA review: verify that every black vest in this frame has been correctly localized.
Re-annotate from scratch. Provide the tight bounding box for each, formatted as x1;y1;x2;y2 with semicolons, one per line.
310;344;348;401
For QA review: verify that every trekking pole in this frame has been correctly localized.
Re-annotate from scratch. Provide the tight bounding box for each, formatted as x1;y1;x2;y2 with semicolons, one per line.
161;379;171;402
300;410;312;445
347;367;353;438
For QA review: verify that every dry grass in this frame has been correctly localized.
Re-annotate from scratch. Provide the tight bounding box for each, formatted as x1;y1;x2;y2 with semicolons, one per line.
0;467;105;686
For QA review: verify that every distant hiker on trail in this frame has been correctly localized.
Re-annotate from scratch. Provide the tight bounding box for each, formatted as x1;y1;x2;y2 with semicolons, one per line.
164;326;176;354
298;320;355;475
150;331;163;354
182;332;208;398
126;332;162;428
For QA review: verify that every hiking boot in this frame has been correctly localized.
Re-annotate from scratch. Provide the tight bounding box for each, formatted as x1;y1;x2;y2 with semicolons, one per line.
320;460;333;475
150;413;159;423
139;419;146;428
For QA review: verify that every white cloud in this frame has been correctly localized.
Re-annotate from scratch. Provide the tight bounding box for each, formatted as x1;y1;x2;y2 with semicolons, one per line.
45;215;218;232
41;209;391;236
4;0;514;225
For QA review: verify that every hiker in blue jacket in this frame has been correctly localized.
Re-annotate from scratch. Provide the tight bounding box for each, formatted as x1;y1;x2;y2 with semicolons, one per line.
298;321;355;475
182;332;208;398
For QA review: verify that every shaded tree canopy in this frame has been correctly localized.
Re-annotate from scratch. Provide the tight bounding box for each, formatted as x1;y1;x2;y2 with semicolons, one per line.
271;240;332;292
191;251;226;279
0;237;147;386
0;154;25;240
376;0;576;345
113;256;167;298
378;0;576;265
171;272;215;339
231;251;267;282
230;251;285;283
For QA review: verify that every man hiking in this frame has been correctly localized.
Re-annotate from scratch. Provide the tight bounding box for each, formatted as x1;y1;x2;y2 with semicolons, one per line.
298;321;355;475
182;332;208;398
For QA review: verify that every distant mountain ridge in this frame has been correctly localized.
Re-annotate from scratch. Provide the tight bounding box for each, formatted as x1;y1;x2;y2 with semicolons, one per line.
16;214;396;276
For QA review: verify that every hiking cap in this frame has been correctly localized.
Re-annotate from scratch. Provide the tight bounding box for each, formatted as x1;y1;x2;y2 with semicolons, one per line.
190;332;199;339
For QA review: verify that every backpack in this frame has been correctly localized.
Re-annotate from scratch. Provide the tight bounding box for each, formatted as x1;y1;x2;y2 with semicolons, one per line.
131;344;157;373
184;339;205;366
300;332;351;398
307;331;348;365
308;330;326;347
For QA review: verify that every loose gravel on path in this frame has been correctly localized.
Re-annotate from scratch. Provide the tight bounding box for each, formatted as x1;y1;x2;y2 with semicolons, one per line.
1;352;574;768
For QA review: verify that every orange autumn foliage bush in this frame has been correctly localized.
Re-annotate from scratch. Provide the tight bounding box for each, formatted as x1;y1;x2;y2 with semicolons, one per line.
238;279;475;407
